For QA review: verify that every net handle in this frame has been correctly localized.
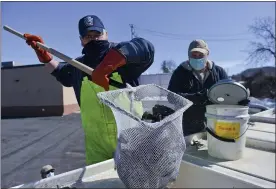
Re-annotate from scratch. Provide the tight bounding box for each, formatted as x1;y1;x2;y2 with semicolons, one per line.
3;25;94;76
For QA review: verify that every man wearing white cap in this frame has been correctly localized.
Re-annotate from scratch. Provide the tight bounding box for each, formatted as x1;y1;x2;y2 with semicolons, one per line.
168;39;230;136
40;165;55;179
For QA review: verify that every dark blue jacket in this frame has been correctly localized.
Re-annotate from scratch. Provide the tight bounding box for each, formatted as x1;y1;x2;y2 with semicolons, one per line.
168;60;229;136
51;37;155;105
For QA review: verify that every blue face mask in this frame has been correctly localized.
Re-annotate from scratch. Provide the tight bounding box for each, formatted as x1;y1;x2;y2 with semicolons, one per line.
189;58;206;71
46;171;55;178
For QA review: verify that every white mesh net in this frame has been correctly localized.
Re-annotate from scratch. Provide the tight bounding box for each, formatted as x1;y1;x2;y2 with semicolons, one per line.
97;84;193;189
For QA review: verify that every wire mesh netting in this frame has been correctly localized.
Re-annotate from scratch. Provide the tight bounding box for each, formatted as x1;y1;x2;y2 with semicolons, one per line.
97;84;193;188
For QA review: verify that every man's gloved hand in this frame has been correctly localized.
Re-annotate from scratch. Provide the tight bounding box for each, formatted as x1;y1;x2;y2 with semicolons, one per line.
238;98;251;106
91;48;126;91
23;34;53;63
180;89;209;105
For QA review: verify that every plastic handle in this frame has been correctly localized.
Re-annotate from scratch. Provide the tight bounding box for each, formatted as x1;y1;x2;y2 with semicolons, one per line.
3;25;93;75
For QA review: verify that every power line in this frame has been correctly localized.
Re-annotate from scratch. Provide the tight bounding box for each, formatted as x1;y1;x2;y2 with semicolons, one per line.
135;30;251;42
134;25;250;37
129;24;252;42
133;25;252;41
139;31;251;41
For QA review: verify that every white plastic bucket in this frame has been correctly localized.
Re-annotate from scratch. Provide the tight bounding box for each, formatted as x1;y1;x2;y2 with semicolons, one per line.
205;104;250;161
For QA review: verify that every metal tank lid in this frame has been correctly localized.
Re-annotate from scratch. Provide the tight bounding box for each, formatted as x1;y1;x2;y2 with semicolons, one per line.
207;79;249;105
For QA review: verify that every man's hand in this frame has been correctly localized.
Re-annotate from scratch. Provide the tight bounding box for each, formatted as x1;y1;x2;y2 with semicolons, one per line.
238;98;251;106
180;89;209;105
23;34;53;63
91;48;126;91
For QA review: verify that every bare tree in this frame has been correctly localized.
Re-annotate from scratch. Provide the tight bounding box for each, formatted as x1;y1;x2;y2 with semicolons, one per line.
161;60;177;73
246;17;275;65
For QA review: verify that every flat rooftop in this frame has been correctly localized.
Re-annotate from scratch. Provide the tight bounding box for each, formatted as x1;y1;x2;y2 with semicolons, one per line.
1;113;86;188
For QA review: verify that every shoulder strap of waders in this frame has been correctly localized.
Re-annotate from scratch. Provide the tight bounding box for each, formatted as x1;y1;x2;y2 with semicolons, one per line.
108;73;127;89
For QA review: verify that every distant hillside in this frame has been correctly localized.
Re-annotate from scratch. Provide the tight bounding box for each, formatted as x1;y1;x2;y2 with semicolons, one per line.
231;66;275;81
231;66;276;99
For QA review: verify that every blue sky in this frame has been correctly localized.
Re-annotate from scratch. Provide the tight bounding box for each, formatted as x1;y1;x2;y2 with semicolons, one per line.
1;1;275;75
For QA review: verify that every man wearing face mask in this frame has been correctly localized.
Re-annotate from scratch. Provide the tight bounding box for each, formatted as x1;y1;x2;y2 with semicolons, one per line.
23;15;155;165
168;39;229;136
40;165;55;179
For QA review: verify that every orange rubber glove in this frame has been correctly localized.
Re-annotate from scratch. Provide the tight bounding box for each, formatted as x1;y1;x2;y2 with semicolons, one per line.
91;48;126;91
23;34;53;63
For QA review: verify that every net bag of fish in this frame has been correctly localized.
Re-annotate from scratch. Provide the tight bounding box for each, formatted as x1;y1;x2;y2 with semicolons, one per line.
97;84;193;188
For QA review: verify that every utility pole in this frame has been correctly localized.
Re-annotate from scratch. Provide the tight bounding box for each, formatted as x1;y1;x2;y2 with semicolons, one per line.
129;24;136;39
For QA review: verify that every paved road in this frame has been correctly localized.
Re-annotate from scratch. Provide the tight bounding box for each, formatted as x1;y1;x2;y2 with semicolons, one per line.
1;113;86;188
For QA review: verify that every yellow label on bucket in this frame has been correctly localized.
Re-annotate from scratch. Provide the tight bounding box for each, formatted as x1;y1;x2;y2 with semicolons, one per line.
215;121;240;139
